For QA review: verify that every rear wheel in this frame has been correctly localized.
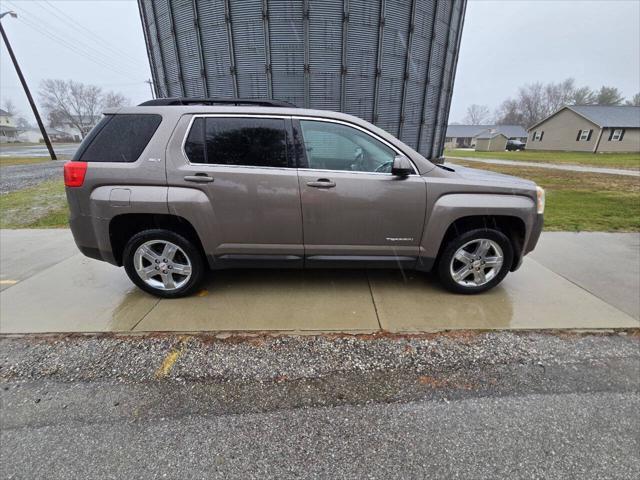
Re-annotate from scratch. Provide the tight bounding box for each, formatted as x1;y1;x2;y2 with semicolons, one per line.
437;228;513;294
123;229;205;298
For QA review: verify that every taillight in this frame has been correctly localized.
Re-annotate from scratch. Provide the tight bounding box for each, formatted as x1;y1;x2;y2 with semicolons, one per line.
64;161;88;187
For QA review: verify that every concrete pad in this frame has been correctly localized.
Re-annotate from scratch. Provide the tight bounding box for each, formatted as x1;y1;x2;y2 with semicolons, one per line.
135;269;380;332
369;258;639;332
1;229;638;334
531;232;640;320
0;229;77;291
0;255;157;334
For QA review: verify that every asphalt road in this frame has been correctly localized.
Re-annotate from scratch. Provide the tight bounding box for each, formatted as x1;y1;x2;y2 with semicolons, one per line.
0;143;78;158
1;332;639;479
0;160;65;194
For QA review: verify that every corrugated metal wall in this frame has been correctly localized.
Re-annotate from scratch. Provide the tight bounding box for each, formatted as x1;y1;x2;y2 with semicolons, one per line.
138;0;466;160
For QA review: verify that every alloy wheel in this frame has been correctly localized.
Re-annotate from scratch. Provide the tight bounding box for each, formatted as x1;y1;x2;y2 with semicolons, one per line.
133;240;193;291
449;238;504;287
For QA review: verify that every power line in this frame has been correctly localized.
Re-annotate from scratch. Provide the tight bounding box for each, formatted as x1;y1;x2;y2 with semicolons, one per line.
41;0;145;68
3;2;145;80
13;15;141;80
4;0;147;75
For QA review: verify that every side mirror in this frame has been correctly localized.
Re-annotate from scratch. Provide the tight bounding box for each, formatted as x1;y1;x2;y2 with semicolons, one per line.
391;155;413;176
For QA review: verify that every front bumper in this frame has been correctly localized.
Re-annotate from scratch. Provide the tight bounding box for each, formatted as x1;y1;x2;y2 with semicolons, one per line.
511;213;544;272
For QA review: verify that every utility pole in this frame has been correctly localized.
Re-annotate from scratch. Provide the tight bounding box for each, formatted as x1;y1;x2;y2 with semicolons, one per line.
0;11;57;160
145;78;155;99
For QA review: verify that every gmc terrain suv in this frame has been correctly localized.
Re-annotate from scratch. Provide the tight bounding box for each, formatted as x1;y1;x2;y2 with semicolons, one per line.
64;98;544;298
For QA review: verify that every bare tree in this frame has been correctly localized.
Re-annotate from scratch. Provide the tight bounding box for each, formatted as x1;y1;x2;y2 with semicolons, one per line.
15;117;32;130
544;78;575;113
625;92;640;107
494;99;526;126
595;86;624;106
517;82;548;128
464;104;491;125
39;79;129;138
572;86;596;105
2;98;17;116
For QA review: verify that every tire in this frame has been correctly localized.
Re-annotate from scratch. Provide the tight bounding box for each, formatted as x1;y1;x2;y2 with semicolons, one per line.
437;228;513;294
123;229;205;298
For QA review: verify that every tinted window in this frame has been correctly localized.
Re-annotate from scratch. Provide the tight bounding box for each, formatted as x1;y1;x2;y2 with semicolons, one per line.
184;117;288;168
75;114;162;162
299;120;396;173
184;118;205;164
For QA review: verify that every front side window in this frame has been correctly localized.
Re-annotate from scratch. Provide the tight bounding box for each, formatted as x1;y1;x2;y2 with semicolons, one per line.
299;120;398;173
184;117;288;168
74;114;162;163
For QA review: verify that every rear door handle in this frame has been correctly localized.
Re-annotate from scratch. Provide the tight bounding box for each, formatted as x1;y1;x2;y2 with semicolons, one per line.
184;174;214;183
306;178;336;188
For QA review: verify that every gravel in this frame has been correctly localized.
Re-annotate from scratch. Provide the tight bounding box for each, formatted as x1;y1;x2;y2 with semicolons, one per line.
0;161;65;194
1;331;637;384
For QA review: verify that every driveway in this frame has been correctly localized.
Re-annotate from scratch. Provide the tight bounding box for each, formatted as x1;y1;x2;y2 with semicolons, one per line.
0;230;637;334
446;155;640;177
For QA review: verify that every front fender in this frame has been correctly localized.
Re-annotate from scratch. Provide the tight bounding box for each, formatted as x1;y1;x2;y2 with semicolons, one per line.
420;193;537;261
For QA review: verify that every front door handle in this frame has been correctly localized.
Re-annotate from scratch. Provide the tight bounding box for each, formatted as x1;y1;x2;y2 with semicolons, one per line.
306;178;336;188
184;174;214;183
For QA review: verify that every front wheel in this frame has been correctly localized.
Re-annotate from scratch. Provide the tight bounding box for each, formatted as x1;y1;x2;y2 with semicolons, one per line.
123;229;205;298
437;229;513;294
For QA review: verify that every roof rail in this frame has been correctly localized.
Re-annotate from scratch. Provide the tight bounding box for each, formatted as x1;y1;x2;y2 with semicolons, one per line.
138;98;297;108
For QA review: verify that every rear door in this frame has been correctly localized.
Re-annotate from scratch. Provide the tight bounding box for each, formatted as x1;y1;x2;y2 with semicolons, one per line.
166;114;303;267
295;118;427;267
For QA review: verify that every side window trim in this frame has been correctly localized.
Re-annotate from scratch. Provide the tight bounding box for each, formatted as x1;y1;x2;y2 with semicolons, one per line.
292;116;417;175
181;114;293;170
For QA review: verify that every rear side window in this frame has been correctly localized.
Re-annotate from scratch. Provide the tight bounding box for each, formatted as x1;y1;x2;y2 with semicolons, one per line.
184;117;288;168
74;114;162;162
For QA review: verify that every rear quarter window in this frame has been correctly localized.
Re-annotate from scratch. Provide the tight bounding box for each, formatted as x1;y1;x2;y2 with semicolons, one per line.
73;114;162;163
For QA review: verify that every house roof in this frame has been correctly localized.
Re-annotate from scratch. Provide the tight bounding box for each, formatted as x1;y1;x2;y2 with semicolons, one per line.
0;108;10;116
529;105;640;130
476;132;508;140
570;105;640;128
446;124;527;138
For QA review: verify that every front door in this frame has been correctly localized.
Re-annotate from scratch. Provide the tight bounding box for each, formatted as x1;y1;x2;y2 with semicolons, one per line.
167;115;303;267
295;118;426;267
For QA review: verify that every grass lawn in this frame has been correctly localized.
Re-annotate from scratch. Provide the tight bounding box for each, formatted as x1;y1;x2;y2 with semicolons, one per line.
449;159;640;232
445;149;640;170
0;179;69;229
0;156;54;167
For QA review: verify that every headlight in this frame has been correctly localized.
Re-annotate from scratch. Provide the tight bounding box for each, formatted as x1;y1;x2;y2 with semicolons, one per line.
536;186;545;214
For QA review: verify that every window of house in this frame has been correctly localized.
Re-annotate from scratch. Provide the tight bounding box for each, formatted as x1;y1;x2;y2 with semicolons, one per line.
611;129;625;141
533;131;543;141
298;120;399;173
579;129;591;141
184;117;288;168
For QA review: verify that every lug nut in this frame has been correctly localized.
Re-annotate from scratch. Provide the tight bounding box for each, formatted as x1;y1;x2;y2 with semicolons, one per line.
155;266;159;270
168;265;173;269
155;259;159;263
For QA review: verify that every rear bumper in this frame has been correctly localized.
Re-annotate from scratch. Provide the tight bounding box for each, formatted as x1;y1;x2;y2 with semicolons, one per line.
69;213;118;266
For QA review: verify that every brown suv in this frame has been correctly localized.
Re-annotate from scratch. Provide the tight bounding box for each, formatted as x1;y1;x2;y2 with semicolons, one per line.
64;98;544;298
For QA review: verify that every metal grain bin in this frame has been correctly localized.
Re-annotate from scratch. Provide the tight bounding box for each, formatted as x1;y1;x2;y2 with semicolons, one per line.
138;0;466;161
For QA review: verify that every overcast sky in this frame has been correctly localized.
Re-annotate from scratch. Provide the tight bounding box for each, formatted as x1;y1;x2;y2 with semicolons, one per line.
1;0;639;125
